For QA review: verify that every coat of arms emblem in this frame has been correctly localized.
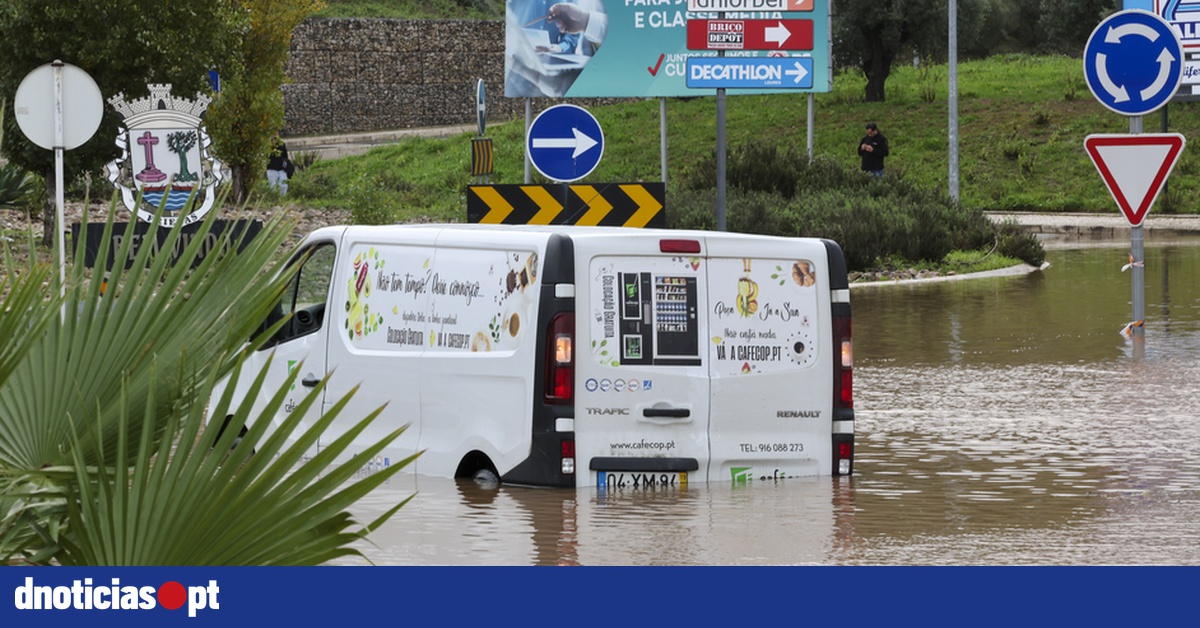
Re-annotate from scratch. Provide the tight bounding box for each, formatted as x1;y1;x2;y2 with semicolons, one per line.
105;84;225;227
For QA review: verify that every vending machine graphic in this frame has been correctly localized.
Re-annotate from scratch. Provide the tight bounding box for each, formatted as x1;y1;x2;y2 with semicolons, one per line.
618;272;700;366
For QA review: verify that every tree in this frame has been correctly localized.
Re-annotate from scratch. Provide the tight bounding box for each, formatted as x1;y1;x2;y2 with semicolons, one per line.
1038;0;1122;54
205;0;325;205
0;0;239;246
834;0;948;102
833;0;1068;102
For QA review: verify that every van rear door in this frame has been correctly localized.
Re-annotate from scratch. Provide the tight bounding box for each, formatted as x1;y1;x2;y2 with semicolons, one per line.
704;238;835;483
574;234;711;490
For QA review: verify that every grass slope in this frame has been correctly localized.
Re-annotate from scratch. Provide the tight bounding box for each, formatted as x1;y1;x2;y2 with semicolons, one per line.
288;53;1200;222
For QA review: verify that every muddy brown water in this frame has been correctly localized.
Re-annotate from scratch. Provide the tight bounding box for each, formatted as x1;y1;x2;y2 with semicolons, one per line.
335;242;1200;565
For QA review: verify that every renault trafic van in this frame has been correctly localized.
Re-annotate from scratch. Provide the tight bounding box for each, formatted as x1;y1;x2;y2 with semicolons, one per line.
214;224;853;488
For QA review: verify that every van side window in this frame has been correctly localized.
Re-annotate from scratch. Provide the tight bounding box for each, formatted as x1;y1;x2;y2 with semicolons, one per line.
263;243;335;348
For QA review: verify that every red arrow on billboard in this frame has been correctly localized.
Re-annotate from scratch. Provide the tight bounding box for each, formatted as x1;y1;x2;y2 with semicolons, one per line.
1084;133;1186;227
686;19;814;51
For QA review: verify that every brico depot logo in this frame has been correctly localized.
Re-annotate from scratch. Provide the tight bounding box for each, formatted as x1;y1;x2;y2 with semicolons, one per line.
14;577;220;617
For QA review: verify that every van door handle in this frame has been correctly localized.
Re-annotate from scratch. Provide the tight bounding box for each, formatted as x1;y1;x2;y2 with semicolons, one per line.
643;407;690;418
301;375;321;388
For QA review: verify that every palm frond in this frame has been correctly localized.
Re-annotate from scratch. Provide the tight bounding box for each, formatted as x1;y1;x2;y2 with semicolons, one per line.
0;193;298;471
54;353;414;566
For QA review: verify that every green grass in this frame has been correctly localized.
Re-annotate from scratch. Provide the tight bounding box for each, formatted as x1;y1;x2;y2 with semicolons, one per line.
285;52;1200;222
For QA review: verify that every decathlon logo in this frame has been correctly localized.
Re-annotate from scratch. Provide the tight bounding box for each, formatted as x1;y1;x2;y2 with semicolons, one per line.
14;577;220;617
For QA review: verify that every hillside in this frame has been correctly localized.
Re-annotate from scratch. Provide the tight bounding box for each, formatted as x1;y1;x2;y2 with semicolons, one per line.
289;53;1200;220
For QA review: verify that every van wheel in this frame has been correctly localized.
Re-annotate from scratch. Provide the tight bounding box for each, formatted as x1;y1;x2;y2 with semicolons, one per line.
472;468;500;487
211;416;255;455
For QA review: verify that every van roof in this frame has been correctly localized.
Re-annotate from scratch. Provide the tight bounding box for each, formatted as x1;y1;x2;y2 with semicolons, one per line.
320;223;826;245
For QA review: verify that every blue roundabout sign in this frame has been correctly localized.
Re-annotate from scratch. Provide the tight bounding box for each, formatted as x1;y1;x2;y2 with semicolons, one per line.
1084;10;1184;116
526;104;604;182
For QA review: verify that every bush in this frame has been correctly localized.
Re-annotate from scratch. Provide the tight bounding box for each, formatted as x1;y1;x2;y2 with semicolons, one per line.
345;172;398;225
994;218;1045;266
0;163;40;214
668;140;1045;272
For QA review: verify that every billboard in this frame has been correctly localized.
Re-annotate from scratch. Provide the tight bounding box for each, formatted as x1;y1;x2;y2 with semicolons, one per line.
1133;1;1200;95
503;0;831;98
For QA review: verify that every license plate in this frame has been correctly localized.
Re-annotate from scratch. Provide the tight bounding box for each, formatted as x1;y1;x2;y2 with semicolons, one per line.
597;471;687;490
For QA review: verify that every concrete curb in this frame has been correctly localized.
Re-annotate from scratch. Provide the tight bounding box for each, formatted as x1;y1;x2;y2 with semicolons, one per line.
850;262;1049;289
285;125;476;161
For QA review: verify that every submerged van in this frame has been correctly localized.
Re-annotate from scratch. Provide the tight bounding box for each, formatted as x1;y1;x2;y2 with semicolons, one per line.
215;224;854;488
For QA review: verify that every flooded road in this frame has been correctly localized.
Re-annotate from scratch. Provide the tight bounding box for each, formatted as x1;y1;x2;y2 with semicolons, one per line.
339;242;1200;565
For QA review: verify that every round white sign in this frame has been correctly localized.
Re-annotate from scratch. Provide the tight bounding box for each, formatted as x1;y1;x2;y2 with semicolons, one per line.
14;62;104;150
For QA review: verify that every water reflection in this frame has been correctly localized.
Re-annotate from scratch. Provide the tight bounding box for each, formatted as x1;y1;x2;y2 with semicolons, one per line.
341;244;1200;566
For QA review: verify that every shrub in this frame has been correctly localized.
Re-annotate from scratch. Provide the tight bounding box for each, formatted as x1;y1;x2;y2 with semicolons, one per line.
345;173;398;225
994;218;1045;266
668;140;1045;272
0;163;41;214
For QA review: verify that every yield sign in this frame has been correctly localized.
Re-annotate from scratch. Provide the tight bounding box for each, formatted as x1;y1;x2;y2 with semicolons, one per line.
1084;133;1185;227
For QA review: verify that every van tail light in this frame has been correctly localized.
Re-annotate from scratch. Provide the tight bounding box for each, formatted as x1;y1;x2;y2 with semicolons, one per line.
836;441;853;476
545;312;574;405
561;439;576;475
832;311;854;476
833;316;853;409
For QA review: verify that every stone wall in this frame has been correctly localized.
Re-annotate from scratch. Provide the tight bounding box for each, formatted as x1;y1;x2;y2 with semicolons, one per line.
285;18;598;136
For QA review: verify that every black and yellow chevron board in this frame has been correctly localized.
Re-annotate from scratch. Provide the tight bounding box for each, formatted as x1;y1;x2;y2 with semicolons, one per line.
470;138;493;176
467;183;665;228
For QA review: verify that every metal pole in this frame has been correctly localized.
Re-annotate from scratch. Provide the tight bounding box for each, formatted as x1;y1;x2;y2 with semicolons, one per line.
716;88;726;232
948;0;960;201
715;11;727;232
806;93;814;162
524;98;531;184
661;97;668;184
1130;114;1145;358
53;60;66;295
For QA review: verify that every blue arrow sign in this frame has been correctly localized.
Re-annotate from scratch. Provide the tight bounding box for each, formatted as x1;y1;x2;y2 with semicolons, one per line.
686;57;814;89
526;104;603;183
1084;10;1184;116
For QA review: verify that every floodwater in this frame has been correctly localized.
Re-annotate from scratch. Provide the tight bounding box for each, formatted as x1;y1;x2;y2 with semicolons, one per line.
337;241;1200;566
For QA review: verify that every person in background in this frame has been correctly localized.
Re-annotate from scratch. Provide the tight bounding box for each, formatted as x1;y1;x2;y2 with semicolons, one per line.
857;122;889;177
266;135;292;195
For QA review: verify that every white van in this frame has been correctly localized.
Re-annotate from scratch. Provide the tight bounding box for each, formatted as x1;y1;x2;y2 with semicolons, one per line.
215;224;854;488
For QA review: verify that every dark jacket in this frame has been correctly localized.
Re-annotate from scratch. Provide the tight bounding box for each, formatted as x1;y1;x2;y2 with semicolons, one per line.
268;139;292;175
858;132;889;172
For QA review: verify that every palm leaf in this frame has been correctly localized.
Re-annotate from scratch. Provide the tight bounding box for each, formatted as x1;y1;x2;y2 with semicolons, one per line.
0;192;296;471
3;194;417;565
53;353;414;566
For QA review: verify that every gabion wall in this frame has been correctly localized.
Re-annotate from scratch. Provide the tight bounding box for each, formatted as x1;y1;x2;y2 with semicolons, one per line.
284;18;617;136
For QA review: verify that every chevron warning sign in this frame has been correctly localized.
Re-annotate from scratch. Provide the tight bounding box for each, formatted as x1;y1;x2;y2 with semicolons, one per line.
467;183;666;228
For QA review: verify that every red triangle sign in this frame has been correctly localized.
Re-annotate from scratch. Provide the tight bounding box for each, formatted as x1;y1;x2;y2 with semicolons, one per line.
1084;134;1186;227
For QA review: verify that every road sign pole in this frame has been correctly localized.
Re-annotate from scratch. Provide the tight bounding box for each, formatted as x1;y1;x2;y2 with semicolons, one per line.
1129;114;1145;355
1083;10;1186;358
53;61;66;295
716;87;726;232
524;99;531;184
716;12;727;232
806;93;814;162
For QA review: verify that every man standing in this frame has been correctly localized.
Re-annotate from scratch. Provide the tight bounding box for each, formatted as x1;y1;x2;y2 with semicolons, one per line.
266;135;292;195
858;122;889;177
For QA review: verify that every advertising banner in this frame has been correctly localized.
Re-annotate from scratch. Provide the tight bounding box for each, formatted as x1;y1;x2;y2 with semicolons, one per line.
504;0;830;98
1145;1;1200;95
